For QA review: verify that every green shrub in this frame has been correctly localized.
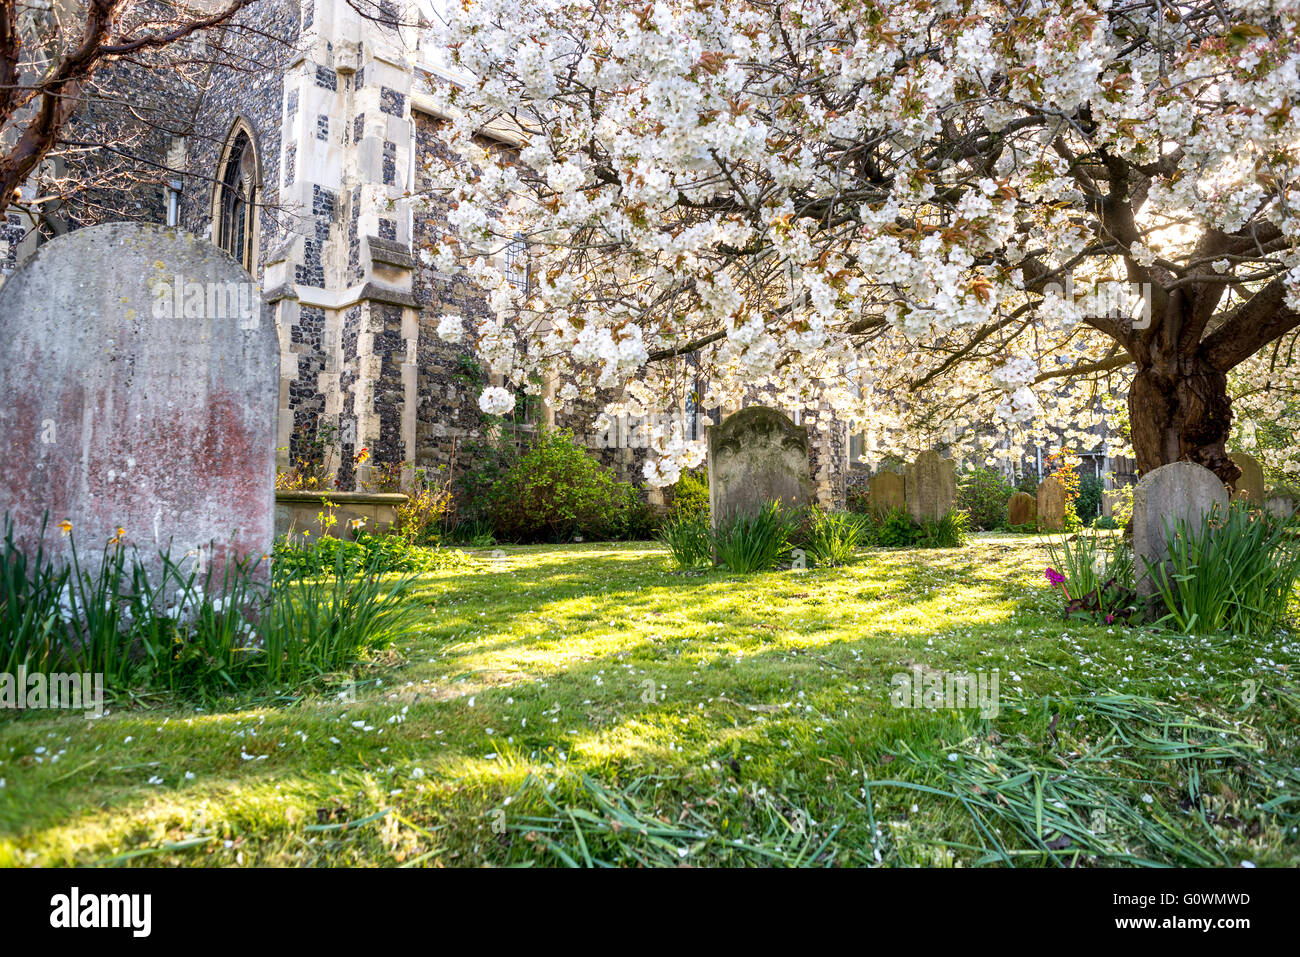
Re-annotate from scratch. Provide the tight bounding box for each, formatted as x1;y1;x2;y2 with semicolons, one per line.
1093;515;1119;530
608;485;662;541
273;532;475;575
874;506;919;547
669;469;710;517
486;429;634;542
712;502;795;572
957;467;1015;531
657;512;713;569
867;506;967;548
797;507;867;566
1148;502;1300;636
846;484;872;516
1076;474;1104;523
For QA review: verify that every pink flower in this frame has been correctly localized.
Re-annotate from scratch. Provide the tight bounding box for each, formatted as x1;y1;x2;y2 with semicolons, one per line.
1045;567;1065;586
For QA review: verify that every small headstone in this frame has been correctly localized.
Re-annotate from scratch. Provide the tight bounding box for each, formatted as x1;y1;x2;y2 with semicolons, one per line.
1036;476;1066;531
1132;461;1229;596
904;451;956;522
706;407;812;525
868;471;905;514
1007;491;1037;527
1229;451;1265;505
1264;497;1295;521
0;223;277;583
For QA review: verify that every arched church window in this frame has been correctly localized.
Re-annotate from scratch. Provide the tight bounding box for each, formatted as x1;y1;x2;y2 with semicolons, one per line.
216;128;258;271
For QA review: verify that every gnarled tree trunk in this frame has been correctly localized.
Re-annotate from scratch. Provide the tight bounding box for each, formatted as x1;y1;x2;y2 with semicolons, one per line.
1128;350;1239;486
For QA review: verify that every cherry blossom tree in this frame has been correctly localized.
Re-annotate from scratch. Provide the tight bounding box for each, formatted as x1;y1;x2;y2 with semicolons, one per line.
416;0;1300;486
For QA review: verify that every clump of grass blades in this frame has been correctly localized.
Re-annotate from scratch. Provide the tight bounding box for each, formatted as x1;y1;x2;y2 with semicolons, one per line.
798;507;867;566
1;515;423;701
505;773;845;867
1149;501;1300;635
656;512;712;569
1044;529;1138;623
262;545;424;684
867;693;1297;867
711;502;796;572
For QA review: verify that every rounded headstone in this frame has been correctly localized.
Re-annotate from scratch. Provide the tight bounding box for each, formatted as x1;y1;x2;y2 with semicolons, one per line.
1036;475;1066;531
0;223;277;581
1007;490;1037;527
1132;461;1230;596
1229;451;1265;505
706;407;812;524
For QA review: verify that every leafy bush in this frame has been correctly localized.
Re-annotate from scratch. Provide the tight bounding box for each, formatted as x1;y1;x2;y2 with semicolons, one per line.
874;507;920;547
1076;475;1104;523
1093;515;1119;530
393;468;454;545
657;512;713;569
957;467;1015;530
1148;502;1300;636
868;507;967;548
272;532;475;575
486;429;635;542
712;503;796;572
608;487;663;541
1044;530;1139;625
669;469;710;517
797;507;867;566
846;484;872;515
1;517;425;701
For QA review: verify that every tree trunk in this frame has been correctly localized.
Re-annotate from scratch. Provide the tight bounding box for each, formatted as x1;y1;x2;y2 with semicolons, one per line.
1129;352;1239;486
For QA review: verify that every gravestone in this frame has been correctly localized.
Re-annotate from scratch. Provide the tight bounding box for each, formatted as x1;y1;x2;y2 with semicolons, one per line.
707;407;812;525
1132;462;1229;597
1036;476;1066;531
1007;491;1037;527
1264;497;1295;521
0;223;277;583
904;451;956;522
1229;451;1265;505
868;471;905;514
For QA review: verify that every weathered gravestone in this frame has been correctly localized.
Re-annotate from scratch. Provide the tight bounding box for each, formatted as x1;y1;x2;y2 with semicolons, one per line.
868;471;905;514
1036;475;1066;531
904;451;955;522
1132;462;1229;597
1007;491;1037;527
0;223;277;582
1229;451;1266;505
1264;497;1296;521
707;407;812;525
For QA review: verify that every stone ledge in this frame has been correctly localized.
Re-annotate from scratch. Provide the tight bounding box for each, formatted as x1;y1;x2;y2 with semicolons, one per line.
355;282;419;308
275;490;408;505
366;235;414;269
264;283;299;303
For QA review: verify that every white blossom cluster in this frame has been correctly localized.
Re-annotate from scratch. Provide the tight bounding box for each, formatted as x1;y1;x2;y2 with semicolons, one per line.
414;0;1300;483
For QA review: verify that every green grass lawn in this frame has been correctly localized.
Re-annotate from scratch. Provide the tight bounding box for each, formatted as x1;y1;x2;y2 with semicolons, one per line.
2;534;1298;867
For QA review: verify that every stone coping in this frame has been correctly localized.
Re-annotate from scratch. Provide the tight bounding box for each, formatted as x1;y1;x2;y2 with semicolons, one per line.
275;490;408;505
